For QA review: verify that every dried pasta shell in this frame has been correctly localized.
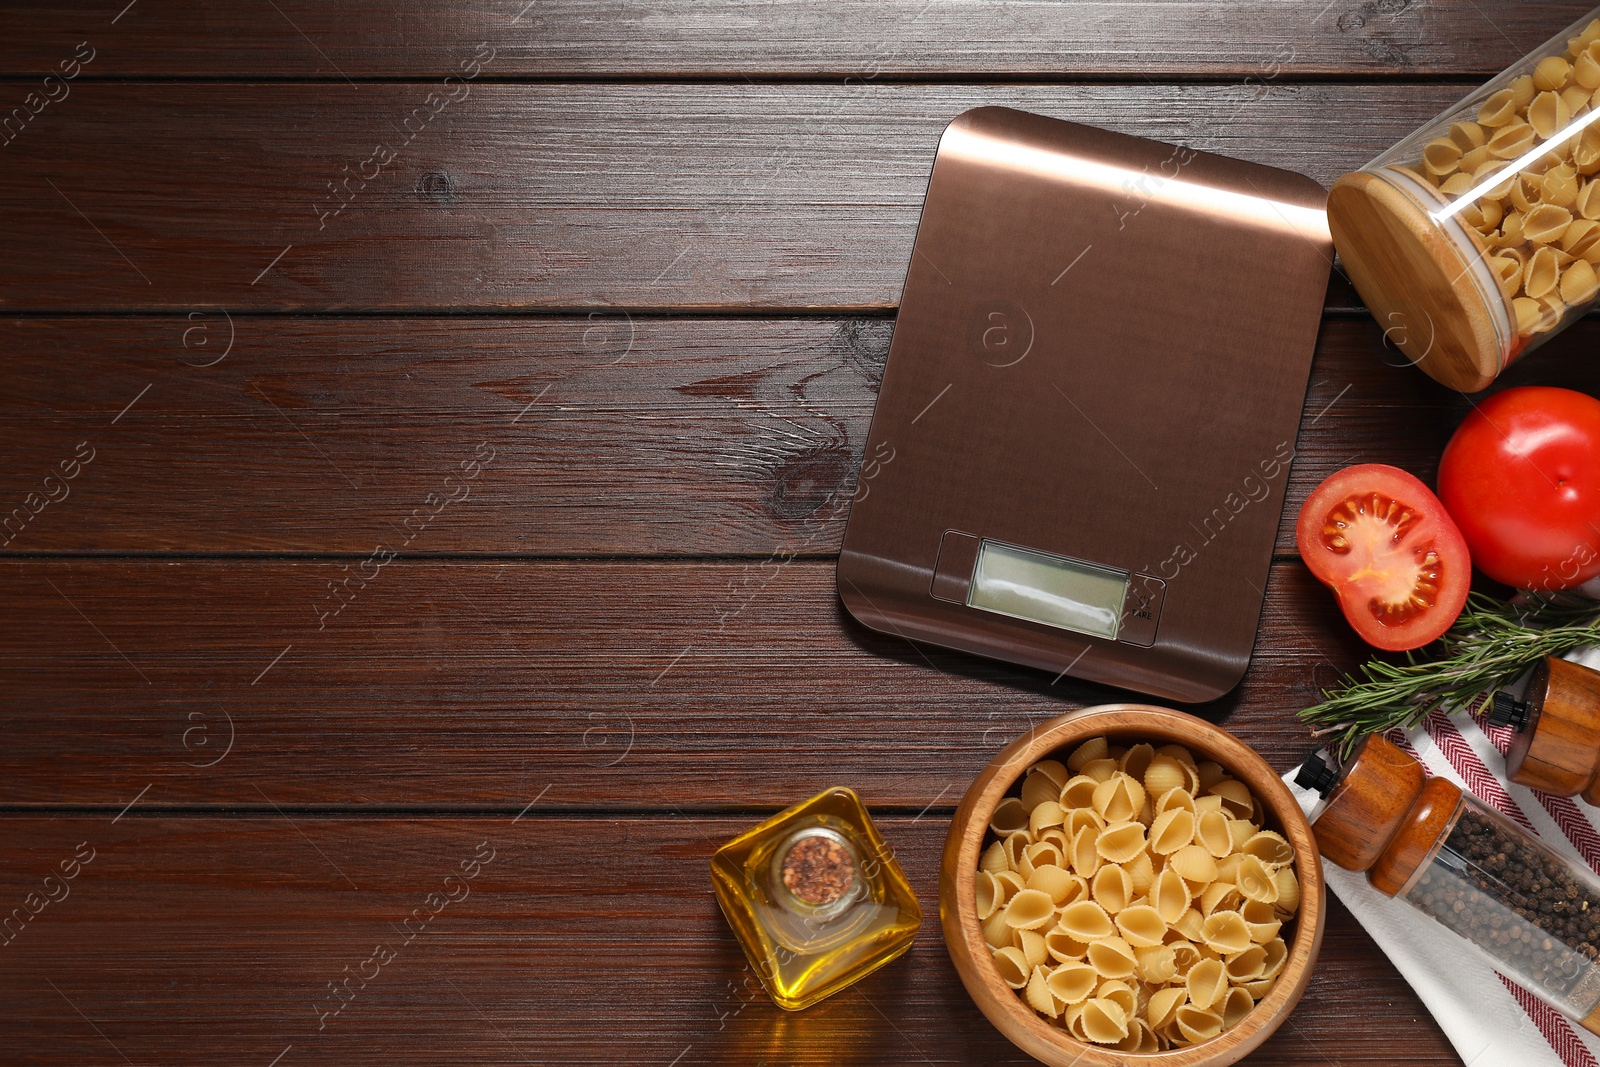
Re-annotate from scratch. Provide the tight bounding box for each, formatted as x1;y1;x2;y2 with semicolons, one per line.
1081;998;1130;1045
1422;136;1462;176
1149;808;1196;855
1136;943;1178;984
1241;830;1295;869
1028;863;1077;905
983;909;1013;949
1092;862;1134;913
1176;1004;1224;1044
1025;964;1059;1018
1046;927;1091;962
1172;907;1206;943
1046;960;1098;1004
1154;868;1192;924
1273;868;1300;915
1118;1020;1161;1055
1025;840;1066;873
1566;83;1593;117
1170;843;1219;884
1491;254;1524;299
1060;774;1099;810
1478;87;1519;127
1536;54;1573;93
1261;936;1290;979
1225;943;1268;983
1237;855;1280;904
1242;976;1276;1000
1242;899;1283;944
1196;810;1234;858
994;869;1027;903
1064;806;1104;838
1201;910;1253;955
1564;218;1600;254
1118;743;1155;783
1562;258;1600;304
1071;825;1102;878
1123;851;1155;896
1148;986;1187;1031
1020;929;1049;969
992;945;1030;988
1450;120;1488;149
1221;985;1257;1029
1080;757;1119;784
1459;144;1494;175
1192;793;1226;815
1092;775;1146;824
990;796;1029;835
1155;786;1197;816
1207;779;1254;820
1186;958;1229;1011
1142;756;1189;799
1529;90;1572;140
1058;900;1115;941
1537;290;1568;330
1487;121;1536;160
1526;245;1563;298
1196;761;1227;790
1086;935;1138;980
1066;736;1108;771
1030;758;1069;789
1002;888;1057;930
1115;904;1168;948
977;871;1002;920
980;839;1009;874
1029;800;1066;835
1582;41;1600;90
1097;821;1147;864
1168;938;1203;975
1511;72;1539;107
1526;204;1576;244
1096;978;1137;1016
1021;769;1062;811
1200;880;1241;916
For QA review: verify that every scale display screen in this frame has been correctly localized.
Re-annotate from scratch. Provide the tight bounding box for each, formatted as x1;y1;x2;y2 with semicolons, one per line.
966;540;1129;640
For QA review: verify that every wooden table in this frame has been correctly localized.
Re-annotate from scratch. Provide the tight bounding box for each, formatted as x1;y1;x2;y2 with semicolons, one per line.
4;3;1598;1063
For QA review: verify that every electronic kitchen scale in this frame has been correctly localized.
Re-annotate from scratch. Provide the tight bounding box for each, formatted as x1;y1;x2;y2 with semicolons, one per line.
837;108;1332;703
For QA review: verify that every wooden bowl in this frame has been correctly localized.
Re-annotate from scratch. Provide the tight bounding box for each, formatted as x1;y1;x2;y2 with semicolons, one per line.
940;704;1325;1067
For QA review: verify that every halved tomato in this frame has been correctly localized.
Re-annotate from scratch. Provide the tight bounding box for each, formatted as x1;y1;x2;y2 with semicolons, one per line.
1295;464;1471;651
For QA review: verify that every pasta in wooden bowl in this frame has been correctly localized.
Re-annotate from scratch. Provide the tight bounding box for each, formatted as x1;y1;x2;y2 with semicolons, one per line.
941;705;1324;1067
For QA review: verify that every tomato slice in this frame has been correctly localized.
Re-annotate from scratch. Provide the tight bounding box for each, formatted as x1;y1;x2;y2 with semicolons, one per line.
1295;464;1471;652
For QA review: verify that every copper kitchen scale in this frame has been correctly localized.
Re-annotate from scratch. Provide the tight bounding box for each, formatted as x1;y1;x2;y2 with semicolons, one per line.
837;108;1332;703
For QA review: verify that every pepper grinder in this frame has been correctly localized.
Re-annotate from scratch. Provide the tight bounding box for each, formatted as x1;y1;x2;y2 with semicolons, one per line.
1297;734;1600;1034
1487;656;1600;805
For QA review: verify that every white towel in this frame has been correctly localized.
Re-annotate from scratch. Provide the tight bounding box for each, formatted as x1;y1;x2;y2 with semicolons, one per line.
1286;647;1600;1067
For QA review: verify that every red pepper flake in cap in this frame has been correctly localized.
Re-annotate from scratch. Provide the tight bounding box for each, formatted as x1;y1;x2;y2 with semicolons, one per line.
781;834;855;905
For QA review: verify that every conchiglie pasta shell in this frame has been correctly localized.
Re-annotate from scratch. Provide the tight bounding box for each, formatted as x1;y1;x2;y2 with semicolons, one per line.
976;871;1001;920
1029;800;1066;835
1046;960;1099;1004
1154;868;1192;924
1092;775;1146;824
1273;867;1301;915
1071;825;1101;878
1168;939;1203;976
1206;778;1254;820
1081;998;1130;1045
1025;964;1059;1017
1115;904;1168;948
1261;937;1290;979
1080;758;1118;783
994;869;1026;902
1226;943;1268;983
1136;943;1178;984
1060;774;1100;810
1221;985;1257;1029
1092;863;1133;913
992;945;1030;988
1066;736;1108;771
1097;821;1147;864
1142;756;1189;800
1196;810;1234;858
1172;907;1206;943
1002;831;1031;871
1176;1004;1225;1043
1237;856;1279;904
1123;850;1156;895
1021;769;1062;811
1197;761;1227;790
1028;863;1077;905
1148;985;1188;1030
1046;927;1091;962
990;796;1029;835
1242;899;1283;943
1096;978;1137;1015
1186;958;1228;1011
1086;935;1138;980
979;839;1009;875
1149;808;1196;855
1019;929;1049;969
1025;840;1066;873
1058;900;1115;941
1064;806;1104;837
982;909;1013;949
1170;844;1219;884
1119;742;1156;782
1214;854;1245;886
1030;758;1069;789
1002;888;1057;930
1200;880;1241;916
1201;910;1252;954
1241;830;1295;868
1119;1019;1161;1054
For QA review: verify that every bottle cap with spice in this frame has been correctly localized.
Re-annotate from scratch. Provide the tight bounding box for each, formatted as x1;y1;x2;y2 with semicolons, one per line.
1489;656;1600;805
1298;734;1600;1034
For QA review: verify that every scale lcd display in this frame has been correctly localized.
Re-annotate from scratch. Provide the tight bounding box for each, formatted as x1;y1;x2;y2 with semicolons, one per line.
966;541;1129;640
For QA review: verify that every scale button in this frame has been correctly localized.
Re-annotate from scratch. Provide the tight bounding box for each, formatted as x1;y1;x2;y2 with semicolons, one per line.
1118;575;1165;647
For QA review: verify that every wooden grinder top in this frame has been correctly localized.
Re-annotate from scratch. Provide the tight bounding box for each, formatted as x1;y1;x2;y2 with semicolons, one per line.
1505;657;1600;804
1327;170;1507;394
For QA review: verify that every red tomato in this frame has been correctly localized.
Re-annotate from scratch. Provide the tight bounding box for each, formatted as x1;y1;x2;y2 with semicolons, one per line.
1296;464;1472;651
1438;386;1600;592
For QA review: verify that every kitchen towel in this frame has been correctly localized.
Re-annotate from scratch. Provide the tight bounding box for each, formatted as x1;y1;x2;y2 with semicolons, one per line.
1286;647;1600;1067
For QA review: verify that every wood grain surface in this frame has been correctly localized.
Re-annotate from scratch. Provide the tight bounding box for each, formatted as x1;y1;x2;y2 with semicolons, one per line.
0;816;1447;1065
0;83;1472;311
0;0;1553;1061
1;1;1592;78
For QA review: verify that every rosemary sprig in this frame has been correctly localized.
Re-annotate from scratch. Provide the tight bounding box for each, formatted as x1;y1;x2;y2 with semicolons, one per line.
1299;592;1600;758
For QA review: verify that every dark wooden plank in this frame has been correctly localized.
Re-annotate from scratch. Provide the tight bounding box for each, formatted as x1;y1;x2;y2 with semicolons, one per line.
0;83;1465;311
0;557;1393;808
5;315;1598;557
0;815;1455;1065
0;0;1590;78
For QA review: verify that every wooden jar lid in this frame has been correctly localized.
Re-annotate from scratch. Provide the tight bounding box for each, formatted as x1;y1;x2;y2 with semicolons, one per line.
1311;733;1426;873
1327;170;1507;394
1506;657;1600;799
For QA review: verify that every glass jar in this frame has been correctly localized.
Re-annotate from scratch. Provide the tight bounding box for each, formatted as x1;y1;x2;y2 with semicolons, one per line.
709;786;921;1010
1329;10;1600;391
1297;735;1600;1033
